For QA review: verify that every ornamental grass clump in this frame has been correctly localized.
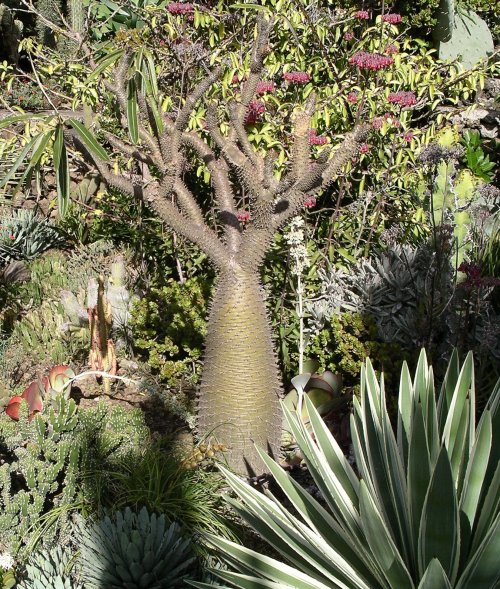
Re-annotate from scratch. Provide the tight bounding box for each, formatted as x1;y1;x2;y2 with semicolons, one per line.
192;350;500;589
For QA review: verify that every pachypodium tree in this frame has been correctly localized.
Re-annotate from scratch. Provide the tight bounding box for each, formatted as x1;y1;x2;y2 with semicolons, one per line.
2;15;366;472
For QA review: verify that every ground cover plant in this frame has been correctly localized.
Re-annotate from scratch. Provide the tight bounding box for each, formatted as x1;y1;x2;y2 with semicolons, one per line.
0;0;498;587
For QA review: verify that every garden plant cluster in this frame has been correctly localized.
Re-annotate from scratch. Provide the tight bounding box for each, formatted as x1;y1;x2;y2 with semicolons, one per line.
0;0;498;588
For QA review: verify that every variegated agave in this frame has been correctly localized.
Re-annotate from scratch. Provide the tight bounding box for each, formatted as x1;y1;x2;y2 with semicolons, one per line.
190;350;499;589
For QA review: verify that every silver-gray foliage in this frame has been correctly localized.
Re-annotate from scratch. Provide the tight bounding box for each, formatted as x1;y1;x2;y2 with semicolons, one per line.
78;506;196;589
18;547;81;589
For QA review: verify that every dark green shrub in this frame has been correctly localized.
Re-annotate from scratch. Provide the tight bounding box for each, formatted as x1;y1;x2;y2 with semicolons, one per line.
130;277;210;389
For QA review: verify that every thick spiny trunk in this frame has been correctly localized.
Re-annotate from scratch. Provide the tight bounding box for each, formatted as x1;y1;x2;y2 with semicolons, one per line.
198;268;282;474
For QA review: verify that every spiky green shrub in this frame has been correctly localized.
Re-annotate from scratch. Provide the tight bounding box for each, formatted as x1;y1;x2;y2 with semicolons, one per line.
0;210;65;266
19;547;81;589
78;506;197;589
194;350;500;589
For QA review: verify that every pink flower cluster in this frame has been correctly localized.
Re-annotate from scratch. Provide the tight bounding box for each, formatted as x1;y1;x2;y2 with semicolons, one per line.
388;91;417;107
244;100;265;125
355;10;370;19
403;131;414;142
255;81;275;94
347;91;358;104
359;143;370;154
237;210;251;223
384;43;398;55
304;196;317;208
349;51;394;71
283;71;311;84
382;13;402;24
344;31;355;41
308;129;328;145
167;2;193;14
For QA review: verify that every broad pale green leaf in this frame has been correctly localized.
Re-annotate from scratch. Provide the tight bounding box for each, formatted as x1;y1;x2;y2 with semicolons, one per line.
397;361;413;466
358;481;414;589
424;366;440;464
127;78;139;144
437;349;459;434
68;119;110;161
0;113;48;130
417;559;452;589
87;48;125;81
455;513;500;589
0;135;39;189
470;462;500;555
418;446;459;584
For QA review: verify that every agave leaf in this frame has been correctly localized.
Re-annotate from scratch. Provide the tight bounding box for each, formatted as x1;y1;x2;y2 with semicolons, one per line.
423;366;440;465
397;361;413;466
418;446;459;583
437;350;460;434
417;559;452;589
469;461;500;555
408;405;431;559
455;513;500;589
358;481;414;589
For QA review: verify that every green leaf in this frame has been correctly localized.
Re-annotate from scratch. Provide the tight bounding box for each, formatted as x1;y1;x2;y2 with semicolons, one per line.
87;48;125;81
418;446;459;583
53;125;70;218
358;481;414;589
0;113;48;130
397;361;413;465
68;119;110;161
127;78;139;144
0;135;40;189
417;559;452;589
470;462;500;555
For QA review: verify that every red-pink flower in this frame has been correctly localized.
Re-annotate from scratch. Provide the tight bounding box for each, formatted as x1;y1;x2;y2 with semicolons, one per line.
308;129;328;145
167;2;193;14
372;117;384;130
283;71;311;84
349;51;394;71
355;10;370;20
359;143;370;154
9;235;15;240
388;91;417;107
344;31;355;41
237;210;251;223
347;91;358;104
304;196;317;208
255;81;275;94
382;13;402;24
384;43;398;55
244;100;265;125
403;131;414;142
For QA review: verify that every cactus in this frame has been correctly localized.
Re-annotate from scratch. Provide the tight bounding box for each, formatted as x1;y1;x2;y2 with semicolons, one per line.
88;276;117;394
0;4;23;65
432;0;494;68
77;507;197;589
35;0;61;48
18;546;81;589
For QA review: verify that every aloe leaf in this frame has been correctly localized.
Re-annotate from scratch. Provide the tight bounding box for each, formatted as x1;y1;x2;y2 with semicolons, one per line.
417;559;452;589
358;481;414;589
455;513;500;589
418;446;459;583
127;78;139;144
68;119;110;161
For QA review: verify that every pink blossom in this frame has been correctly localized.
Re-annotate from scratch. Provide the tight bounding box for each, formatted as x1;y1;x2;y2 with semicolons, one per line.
349;51;394;71
384;43;398;55
355;10;370;20
237;210;251;223
167;2;193;15
244;100;265;125
308;129;328;145
283;71;311;84
347;91;358;104
304;196;317;208
372;117;384;130
388;91;417;107
344;31;355;41
403;131;414;142
255;81;275;94
9;235;15;240
382;13;402;24
359;143;370;154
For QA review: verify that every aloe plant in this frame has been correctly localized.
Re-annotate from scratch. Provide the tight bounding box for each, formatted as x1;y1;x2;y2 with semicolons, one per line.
192;350;500;589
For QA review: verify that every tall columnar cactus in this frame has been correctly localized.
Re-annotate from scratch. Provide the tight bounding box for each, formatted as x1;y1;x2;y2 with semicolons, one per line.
432;0;494;68
36;0;61;48
0;4;23;65
11;16;367;472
